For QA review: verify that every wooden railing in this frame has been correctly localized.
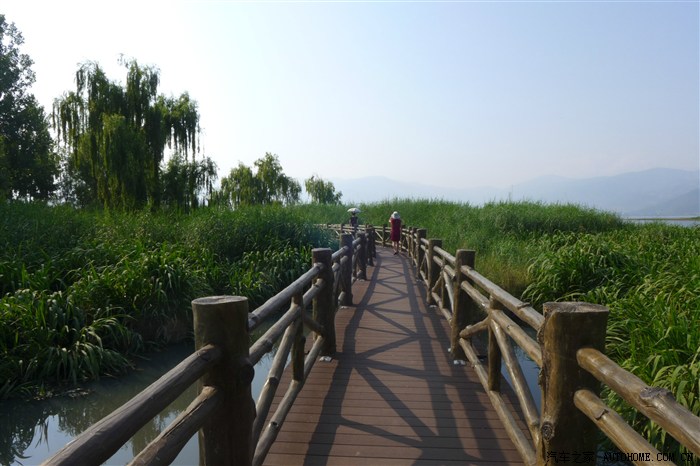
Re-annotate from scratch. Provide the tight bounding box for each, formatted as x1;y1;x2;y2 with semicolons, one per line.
395;224;700;466
42;232;368;466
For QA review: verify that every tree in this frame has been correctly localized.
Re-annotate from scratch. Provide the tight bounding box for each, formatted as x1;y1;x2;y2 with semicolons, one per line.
305;175;342;204
0;15;58;200
161;151;217;211
254;153;301;205
217;153;301;208
52;58;202;209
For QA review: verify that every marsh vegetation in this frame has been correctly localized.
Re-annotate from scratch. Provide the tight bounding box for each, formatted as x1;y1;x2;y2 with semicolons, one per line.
2;200;698;457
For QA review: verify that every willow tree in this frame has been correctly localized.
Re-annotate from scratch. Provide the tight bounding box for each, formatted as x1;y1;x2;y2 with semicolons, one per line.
52;58;201;209
305;175;342;204
217;153;301;208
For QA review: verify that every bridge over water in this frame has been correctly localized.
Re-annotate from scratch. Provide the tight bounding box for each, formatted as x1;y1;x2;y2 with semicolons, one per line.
264;248;525;465
43;226;700;466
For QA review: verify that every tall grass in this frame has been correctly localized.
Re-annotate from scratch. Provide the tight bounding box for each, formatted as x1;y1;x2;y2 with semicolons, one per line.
524;224;700;456
0;203;332;399
293;199;624;295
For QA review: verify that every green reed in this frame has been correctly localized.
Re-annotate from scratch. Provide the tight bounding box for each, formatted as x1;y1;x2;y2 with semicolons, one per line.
0;203;331;399
524;223;700;456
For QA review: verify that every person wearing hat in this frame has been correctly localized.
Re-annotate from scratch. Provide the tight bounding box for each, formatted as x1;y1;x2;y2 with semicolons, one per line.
349;211;358;229
389;211;401;255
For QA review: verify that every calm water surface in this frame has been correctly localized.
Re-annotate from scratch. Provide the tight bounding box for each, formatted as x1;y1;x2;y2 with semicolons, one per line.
0;342;274;466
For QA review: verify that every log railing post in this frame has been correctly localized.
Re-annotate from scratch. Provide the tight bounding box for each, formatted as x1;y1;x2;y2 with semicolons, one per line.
192;296;255;466
426;238;442;306
416;229;427;277
450;249;476;360
312;248;336;356
357;233;367;280
404;226;413;259
536;302;609;465
382;223;387;247
291;293;306;381
366;226;375;267
340;233;353;306
487;296;503;391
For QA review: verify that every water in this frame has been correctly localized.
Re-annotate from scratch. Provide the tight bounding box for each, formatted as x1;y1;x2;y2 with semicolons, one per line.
626;217;699;227
0;342;275;466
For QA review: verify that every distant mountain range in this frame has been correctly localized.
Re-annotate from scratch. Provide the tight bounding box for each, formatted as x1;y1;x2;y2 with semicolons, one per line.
332;168;700;217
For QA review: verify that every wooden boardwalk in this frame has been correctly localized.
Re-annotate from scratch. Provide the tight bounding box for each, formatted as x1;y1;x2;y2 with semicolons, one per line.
264;248;526;465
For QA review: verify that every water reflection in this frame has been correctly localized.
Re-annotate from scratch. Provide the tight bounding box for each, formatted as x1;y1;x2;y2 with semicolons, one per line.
1;342;273;466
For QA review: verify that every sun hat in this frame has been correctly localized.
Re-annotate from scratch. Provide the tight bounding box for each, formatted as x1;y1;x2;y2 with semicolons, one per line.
391;211;400;219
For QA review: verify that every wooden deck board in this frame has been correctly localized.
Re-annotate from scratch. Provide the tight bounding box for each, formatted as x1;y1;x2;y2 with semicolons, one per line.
262;249;527;465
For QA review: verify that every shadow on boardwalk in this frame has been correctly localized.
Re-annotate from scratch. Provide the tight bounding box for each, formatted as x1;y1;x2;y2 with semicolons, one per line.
264;249;526;465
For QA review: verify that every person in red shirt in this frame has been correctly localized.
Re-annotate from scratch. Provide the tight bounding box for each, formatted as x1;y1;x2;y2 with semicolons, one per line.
389;211;401;255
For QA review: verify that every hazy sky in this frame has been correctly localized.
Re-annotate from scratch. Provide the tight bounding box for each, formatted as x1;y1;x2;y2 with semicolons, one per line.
3;1;699;189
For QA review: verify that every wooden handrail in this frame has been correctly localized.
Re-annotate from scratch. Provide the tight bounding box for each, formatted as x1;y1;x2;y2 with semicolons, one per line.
578;347;700;456
43;233;356;466
43;344;222;465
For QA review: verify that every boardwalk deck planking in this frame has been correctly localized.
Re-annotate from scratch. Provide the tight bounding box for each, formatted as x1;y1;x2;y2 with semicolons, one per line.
263;249;527;465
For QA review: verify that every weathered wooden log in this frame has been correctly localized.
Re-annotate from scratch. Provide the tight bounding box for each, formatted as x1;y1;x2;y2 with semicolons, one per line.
41;344;221;466
460;338;536;466
252;319;300;446
573;389;673;466
490;307;542;368
577;347;700;456
304;334;327;380
366;226;375;266
416;228;427;276
302;311;324;336
488;298;503;393
426;239;442;306
253;336;325;466
248;303;301;365
464;267;544;331
248;264;322;331
491;318;540;444
357;233;367;280
313;248;336;355
193;296;255;466
460;279;490;312
451;249;476;360
433;245;455;265
292;294;306;382
381;223;387;247
442;269;455;309
536;302;608;466
340;234;353;306
459;318;489;339
129;386;222;466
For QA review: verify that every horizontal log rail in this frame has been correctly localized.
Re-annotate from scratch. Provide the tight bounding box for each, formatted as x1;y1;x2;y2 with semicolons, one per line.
42;232;360;466
393;225;700;466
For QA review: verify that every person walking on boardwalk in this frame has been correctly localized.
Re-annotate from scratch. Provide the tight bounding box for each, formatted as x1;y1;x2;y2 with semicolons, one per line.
389;211;401;255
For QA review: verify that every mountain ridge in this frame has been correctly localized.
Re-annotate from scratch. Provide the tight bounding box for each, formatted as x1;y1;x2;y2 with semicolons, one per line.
331;168;700;217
